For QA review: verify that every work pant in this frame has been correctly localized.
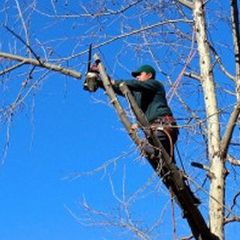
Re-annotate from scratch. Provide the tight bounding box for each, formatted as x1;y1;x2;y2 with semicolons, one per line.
142;118;201;205
142;116;179;165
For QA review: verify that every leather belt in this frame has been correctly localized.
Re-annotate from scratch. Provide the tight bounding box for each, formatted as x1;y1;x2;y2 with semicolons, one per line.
151;115;176;126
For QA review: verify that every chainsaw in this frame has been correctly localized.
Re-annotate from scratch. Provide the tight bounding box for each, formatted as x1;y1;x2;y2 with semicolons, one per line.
83;44;99;92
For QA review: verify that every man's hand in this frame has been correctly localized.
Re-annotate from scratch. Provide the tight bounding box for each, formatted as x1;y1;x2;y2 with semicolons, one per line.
89;64;99;73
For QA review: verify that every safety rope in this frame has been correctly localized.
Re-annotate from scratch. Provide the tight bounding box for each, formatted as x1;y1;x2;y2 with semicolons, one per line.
162;128;174;162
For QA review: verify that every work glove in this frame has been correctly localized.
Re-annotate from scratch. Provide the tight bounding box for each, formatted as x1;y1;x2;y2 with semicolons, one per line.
89;64;99;73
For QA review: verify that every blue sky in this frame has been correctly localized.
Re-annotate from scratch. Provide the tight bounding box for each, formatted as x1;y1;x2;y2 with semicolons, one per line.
0;76;174;239
0;1;240;239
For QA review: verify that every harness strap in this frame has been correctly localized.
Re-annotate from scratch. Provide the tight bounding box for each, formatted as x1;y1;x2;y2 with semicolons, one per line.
150;115;178;161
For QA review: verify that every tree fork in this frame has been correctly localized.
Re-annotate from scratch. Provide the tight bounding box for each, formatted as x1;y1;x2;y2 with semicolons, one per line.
94;53;218;240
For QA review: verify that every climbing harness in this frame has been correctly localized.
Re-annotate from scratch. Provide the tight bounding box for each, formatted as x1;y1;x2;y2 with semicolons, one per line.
150;116;179;162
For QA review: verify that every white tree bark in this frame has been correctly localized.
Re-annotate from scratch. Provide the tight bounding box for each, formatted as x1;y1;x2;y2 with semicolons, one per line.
231;0;240;100
193;1;224;239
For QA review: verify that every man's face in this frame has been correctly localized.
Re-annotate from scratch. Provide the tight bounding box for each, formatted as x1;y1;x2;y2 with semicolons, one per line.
136;72;152;81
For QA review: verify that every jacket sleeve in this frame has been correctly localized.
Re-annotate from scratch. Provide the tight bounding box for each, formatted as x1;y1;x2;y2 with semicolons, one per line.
115;79;160;92
97;79;161;95
96;79;124;96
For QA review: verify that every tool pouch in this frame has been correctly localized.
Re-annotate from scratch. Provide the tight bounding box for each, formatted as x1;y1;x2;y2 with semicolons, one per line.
83;72;99;92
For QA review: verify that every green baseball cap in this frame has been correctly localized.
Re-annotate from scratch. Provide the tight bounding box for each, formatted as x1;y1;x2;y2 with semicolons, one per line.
132;65;156;79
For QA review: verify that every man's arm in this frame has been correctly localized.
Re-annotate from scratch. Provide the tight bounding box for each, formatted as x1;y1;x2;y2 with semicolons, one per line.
115;79;160;92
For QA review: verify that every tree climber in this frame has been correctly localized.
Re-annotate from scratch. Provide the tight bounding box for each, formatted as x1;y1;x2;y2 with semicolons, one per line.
85;61;201;207
85;64;179;164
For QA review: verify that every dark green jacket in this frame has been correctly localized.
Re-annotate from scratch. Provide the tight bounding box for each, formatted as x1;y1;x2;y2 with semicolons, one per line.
113;79;173;123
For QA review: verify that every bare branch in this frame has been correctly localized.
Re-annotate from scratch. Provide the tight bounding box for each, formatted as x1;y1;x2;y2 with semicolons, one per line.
65;193;152;240
177;0;194;10
191;161;215;179
14;0;31;56
0;51;82;79
226;154;240;166
62;18;193;61
230;191;240;212
187;176;237;217
0;61;25;76
184;71;202;81
220;100;240;158
4;25;40;62
34;0;144;18
0;69;48;163
209;44;235;81
231;0;240;91
224;216;240;225
62;150;137;180
167;32;197;102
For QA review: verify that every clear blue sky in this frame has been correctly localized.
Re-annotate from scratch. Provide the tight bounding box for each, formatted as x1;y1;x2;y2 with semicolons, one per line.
0;1;239;239
0;73;173;239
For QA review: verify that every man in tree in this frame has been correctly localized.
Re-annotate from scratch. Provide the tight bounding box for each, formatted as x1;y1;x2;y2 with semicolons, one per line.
99;64;201;207
86;64;179;164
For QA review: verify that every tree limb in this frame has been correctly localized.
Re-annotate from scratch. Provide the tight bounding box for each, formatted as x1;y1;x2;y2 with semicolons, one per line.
177;0;193;9
209;44;235;81
184;71;202;81
14;0;31;56
231;0;240;91
0;51;82;79
226;154;240;166
220;100;240;158
62;18;193;61
4;25;40;62
0;62;25;76
224;216;240;225
35;0;144;18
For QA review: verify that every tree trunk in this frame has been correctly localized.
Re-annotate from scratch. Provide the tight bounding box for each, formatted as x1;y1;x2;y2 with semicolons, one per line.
193;1;224;239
